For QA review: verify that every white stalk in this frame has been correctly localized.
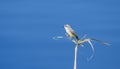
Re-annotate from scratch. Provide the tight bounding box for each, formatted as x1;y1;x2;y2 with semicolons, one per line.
74;45;78;69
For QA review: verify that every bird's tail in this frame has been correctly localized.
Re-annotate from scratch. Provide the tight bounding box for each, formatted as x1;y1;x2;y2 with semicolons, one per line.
76;35;80;40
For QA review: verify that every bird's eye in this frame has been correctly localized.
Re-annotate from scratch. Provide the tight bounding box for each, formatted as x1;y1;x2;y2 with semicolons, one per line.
65;25;68;27
64;24;69;27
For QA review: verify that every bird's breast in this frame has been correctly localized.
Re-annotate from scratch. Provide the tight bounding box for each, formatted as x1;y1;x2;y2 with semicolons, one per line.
65;27;74;36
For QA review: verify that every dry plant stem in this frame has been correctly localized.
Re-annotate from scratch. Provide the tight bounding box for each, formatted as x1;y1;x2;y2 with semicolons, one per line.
74;44;78;69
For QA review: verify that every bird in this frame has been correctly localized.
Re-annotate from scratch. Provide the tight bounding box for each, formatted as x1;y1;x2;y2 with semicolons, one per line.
64;24;111;61
64;24;79;41
53;24;111;69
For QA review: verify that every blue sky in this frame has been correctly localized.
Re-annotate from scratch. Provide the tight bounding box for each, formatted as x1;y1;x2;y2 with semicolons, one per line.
0;0;120;69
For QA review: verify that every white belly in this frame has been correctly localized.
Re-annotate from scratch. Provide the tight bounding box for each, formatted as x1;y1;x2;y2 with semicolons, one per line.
65;27;74;37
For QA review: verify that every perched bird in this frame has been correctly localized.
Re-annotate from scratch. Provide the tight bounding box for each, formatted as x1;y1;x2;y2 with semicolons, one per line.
64;24;79;40
64;24;111;61
53;24;111;69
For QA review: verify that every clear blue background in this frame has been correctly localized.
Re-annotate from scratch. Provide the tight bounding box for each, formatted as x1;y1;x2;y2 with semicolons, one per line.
0;0;119;69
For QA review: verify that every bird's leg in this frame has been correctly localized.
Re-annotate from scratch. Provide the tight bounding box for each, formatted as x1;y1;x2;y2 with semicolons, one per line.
65;33;71;39
65;33;73;40
65;33;77;44
65;33;69;37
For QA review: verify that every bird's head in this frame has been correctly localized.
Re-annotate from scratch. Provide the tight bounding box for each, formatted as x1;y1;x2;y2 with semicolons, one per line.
64;24;71;29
